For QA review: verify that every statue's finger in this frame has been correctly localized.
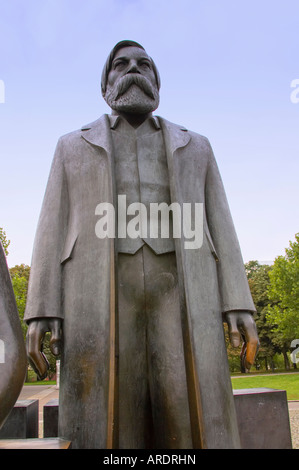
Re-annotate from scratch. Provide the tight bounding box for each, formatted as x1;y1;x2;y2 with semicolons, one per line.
27;345;49;380
49;320;62;356
245;338;259;369
26;325;49;379
226;312;241;348
241;320;260;369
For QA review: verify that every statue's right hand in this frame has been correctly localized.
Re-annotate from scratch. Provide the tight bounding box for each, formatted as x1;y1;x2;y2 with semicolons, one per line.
26;318;62;380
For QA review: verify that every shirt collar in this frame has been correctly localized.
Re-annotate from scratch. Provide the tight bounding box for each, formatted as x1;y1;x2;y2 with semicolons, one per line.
109;114;160;130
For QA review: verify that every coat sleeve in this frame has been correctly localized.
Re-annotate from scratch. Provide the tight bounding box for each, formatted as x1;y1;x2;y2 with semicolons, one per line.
24;137;69;322
204;139;256;314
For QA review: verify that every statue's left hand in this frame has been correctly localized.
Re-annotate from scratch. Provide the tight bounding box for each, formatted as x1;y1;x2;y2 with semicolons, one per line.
225;311;259;372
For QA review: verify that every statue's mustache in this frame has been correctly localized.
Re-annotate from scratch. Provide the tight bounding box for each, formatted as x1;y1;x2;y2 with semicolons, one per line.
114;74;155;100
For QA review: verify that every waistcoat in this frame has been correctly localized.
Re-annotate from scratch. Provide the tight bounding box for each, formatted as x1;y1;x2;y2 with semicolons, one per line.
110;115;175;254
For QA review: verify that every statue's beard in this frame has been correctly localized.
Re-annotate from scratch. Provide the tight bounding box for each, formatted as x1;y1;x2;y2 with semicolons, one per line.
104;74;159;114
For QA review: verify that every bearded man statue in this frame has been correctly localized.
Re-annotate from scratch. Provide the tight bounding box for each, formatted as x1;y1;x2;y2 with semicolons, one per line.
25;40;259;449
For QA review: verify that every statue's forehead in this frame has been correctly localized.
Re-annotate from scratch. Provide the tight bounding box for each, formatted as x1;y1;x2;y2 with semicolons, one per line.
113;46;150;61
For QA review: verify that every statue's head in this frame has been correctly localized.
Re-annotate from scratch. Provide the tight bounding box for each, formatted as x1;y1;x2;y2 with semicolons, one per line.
101;40;161;114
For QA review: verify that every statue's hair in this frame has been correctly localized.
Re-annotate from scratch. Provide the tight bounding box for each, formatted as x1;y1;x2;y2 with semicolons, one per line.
101;40;161;95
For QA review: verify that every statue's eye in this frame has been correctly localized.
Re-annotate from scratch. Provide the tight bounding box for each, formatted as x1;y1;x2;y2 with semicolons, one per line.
140;61;151;69
114;60;126;69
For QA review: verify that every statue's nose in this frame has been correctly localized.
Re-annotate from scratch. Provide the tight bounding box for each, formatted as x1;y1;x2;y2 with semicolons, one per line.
127;61;140;74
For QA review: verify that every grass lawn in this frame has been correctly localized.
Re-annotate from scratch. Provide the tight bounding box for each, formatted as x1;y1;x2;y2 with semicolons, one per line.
231;373;299;400
24;380;56;386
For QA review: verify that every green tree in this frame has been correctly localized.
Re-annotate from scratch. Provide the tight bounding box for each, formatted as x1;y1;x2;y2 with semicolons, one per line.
266;233;299;369
0;227;10;256
10;263;30;282
247;261;279;371
9;264;30;333
10;273;29;338
9;265;30;380
245;260;261;279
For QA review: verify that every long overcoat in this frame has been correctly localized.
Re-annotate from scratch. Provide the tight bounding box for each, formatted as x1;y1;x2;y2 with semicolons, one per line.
24;114;255;449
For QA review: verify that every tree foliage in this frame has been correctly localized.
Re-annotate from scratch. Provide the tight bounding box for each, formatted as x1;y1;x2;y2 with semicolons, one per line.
266;233;299;354
10;263;30;282
9;265;30;340
0;227;10;256
245;260;261;280
246;261;280;369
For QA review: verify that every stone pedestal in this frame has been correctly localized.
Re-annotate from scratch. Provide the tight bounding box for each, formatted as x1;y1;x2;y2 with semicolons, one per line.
43;398;59;438
233;388;292;449
0;400;38;439
0;438;71;449
41;388;293;449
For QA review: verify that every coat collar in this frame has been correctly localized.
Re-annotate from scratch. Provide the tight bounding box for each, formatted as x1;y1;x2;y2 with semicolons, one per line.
108;114;161;131
157;116;191;155
81;114;191;155
81;114;112;155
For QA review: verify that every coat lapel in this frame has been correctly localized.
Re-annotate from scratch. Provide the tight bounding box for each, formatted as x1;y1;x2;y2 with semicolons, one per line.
81;114;113;157
158;116;206;448
81;114;118;449
158;116;191;156
81;114;191;160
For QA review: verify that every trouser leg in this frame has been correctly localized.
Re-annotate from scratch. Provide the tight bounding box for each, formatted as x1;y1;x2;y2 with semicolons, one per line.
143;246;192;449
117;250;150;448
117;246;192;449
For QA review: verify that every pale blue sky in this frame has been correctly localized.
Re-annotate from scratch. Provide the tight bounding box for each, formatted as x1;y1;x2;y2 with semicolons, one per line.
1;0;298;267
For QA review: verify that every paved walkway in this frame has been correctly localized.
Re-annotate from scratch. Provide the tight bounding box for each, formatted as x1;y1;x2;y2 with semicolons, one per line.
289;401;299;410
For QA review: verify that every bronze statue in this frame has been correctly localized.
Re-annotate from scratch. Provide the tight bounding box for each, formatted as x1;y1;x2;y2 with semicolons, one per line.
24;40;259;449
0;243;27;429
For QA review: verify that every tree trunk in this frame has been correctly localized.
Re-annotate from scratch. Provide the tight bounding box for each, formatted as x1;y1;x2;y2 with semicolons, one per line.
270;357;275;372
282;349;290;370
